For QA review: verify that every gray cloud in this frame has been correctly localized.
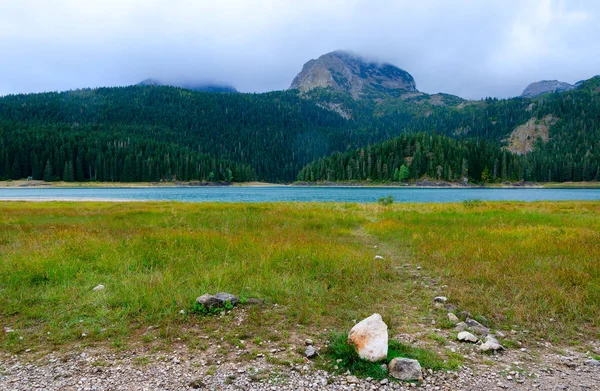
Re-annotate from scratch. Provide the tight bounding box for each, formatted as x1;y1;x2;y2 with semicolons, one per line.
0;0;599;99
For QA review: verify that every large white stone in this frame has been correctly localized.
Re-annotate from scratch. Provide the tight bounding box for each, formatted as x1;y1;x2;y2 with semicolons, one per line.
348;313;388;362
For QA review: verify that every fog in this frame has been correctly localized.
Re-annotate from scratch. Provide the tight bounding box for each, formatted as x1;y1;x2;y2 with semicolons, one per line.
1;0;599;99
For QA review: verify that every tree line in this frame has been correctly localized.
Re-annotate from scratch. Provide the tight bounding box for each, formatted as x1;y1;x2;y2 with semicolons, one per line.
297;133;532;183
0;77;599;183
0;122;254;182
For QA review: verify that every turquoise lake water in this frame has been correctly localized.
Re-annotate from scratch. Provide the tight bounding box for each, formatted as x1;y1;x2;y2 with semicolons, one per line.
1;186;600;203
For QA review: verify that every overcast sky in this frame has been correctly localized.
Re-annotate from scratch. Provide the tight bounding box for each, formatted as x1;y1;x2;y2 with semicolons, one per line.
0;0;599;99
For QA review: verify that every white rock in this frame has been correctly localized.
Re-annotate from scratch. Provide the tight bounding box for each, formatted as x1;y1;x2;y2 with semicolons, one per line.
374;255;384;260
389;358;423;381
447;313;460;324
433;296;447;303
457;331;478;343
480;335;504;352
346;375;359;383
348;313;388;362
93;284;105;291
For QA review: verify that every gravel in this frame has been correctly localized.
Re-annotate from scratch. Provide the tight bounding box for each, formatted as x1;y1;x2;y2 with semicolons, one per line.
1;343;599;391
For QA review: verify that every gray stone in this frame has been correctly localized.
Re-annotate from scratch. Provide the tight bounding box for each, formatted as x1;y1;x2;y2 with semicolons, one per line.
584;359;600;367
214;292;239;306
479;335;504;352
455;322;468;331
305;345;317;358
389;358;423;381
457;331;478;343
304;339;313;346
196;294;221;309
465;318;490;336
447;313;460;324
346;375;359;384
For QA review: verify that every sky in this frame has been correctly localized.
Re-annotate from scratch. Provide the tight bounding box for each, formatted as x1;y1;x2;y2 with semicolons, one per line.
0;0;599;99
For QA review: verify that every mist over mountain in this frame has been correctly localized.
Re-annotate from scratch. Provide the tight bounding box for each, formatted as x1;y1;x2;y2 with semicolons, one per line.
137;78;237;93
289;51;417;99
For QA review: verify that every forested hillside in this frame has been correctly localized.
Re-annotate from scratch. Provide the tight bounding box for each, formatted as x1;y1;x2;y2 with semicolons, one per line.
0;87;352;182
299;77;600;183
0;76;599;183
298;133;524;183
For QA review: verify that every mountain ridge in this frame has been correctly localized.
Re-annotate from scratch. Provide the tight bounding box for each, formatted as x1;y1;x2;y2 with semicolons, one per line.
137;78;237;93
0;52;598;184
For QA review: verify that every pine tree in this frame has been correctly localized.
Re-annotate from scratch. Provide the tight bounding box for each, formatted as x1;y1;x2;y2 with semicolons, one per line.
62;161;75;182
43;160;54;182
10;158;21;180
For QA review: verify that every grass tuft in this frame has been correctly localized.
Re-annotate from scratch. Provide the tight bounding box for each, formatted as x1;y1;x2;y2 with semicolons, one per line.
325;332;460;380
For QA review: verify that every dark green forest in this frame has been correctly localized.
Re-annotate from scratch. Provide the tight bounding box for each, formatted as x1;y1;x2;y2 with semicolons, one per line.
298;133;527;183
0;77;599;183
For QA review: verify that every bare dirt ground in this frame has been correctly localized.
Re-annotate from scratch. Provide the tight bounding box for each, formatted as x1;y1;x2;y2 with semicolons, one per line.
1;318;598;391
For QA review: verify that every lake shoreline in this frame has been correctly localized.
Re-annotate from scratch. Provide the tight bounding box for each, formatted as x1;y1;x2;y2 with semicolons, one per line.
1;179;599;189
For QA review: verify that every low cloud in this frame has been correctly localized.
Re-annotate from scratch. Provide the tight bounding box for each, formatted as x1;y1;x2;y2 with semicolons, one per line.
0;0;598;99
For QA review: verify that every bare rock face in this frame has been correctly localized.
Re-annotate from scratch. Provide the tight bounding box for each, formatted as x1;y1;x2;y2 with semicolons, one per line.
289;51;417;99
348;313;388;362
521;80;575;98
388;357;423;381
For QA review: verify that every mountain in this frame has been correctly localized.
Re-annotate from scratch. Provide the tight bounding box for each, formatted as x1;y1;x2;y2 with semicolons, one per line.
137;78;237;93
289;51;417;99
0;52;599;184
520;80;575;98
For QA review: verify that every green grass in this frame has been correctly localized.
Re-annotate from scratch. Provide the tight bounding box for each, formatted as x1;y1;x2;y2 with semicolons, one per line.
325;333;460;380
0;201;599;353
366;201;600;340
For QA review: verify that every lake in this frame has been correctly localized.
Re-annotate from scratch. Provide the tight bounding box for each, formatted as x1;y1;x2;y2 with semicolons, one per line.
1;186;600;203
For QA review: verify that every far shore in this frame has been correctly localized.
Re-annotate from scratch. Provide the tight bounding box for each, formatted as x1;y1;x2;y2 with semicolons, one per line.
0;180;285;188
0;179;599;189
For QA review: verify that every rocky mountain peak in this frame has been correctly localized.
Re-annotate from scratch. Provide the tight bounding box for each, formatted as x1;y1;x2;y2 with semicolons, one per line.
289;50;417;99
520;80;575;98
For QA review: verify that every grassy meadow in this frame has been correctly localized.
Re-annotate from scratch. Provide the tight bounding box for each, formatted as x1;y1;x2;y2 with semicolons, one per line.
0;201;598;354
